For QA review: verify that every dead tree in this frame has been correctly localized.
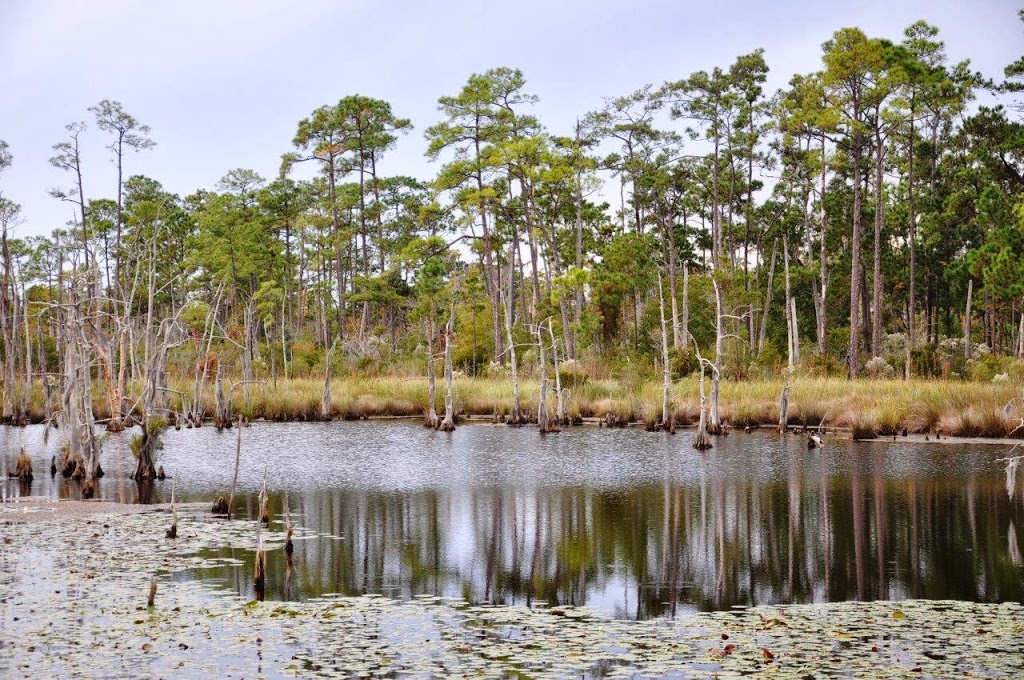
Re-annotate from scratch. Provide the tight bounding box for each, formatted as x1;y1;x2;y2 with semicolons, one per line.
783;234;799;371
214;364;232;429
0;212;29;426
502;240;525;426
424;312;440;428
689;334;715;451
184;290;221;427
131;314;186;482
547;320;568;426
778;382;791;434
321;339;337;420
709;277;724;435
657;275;675;433
536;320;559;434
57;275;103;495
437;298;457;432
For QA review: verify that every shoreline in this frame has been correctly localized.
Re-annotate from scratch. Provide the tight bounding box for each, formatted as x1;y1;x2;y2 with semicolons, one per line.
5;375;1024;439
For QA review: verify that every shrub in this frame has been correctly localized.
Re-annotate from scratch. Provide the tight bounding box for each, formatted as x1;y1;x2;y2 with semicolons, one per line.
865;357;895;379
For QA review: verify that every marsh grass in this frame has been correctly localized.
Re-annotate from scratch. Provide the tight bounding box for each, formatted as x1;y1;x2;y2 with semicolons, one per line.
11;375;1023;438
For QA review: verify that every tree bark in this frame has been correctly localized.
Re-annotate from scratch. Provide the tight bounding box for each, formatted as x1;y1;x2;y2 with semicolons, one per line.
757;240;778;356
964;279;973;360
658;276;674;432
438;300;457;432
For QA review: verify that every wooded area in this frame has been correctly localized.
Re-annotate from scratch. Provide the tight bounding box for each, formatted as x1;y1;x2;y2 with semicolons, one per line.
1;17;1024;457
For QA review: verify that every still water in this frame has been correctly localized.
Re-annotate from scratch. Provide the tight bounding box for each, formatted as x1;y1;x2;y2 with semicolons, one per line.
3;421;1022;619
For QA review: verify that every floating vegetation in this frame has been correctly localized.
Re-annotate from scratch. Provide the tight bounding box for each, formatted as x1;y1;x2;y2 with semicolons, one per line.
1;507;1023;677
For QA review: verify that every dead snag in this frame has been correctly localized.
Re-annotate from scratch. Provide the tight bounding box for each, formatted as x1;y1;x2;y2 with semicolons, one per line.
226;414;242;518
166;478;178;539
437;298;457;432
778;383;790;434
424;315;439;429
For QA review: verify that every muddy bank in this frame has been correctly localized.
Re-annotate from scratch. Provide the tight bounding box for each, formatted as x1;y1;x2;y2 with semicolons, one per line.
1;505;1022;677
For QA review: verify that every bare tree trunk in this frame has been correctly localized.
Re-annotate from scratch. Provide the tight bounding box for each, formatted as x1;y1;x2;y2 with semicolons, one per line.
667;222;682;351
849;128;864;378
757;240;778;356
505;240;524;426
21;284;32;423
964;279;974;360
681;261;689;351
778;383;790;433
817;134;829;358
321;340;337;420
189;295;218;427
693;354;713;451
214;364;231;429
59;278;102;495
438;300;456;432
536;320;553;433
709;278;724;434
783;235;797;372
1017;303;1024;359
547;321;567;426
871;127;886;359
658;276;674;433
243;299;254;412
425;314;439;428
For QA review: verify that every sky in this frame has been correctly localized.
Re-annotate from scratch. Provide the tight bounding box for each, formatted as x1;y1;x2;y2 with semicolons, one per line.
0;0;1020;238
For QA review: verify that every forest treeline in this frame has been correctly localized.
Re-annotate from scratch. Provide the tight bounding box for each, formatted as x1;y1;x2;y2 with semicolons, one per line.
1;17;1024;439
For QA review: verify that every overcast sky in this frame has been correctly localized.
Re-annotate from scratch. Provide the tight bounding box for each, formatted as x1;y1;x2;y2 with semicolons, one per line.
0;0;1020;238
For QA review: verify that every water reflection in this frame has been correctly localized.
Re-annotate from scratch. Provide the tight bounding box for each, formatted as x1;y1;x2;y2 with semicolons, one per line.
3;422;1023;618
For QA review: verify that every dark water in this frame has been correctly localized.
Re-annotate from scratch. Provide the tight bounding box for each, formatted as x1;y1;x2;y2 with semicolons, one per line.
3;421;1023;619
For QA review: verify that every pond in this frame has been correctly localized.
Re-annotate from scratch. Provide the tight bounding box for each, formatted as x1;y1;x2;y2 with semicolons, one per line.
3;422;1023;620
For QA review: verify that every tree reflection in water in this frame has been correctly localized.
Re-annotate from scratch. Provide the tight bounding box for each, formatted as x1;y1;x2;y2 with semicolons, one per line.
3;422;1022;620
195;448;1024;619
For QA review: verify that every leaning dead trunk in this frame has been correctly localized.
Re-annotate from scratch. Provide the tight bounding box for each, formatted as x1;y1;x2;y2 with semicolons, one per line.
438;301;457;432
